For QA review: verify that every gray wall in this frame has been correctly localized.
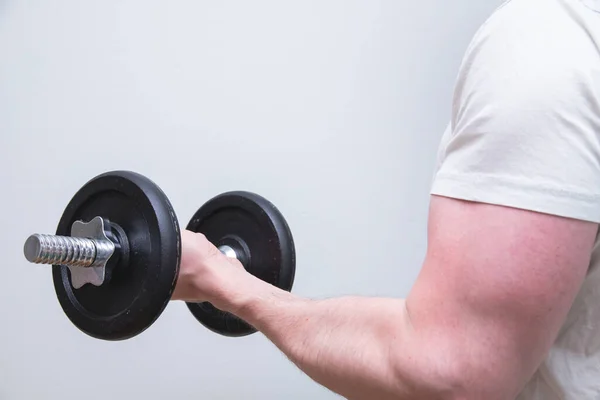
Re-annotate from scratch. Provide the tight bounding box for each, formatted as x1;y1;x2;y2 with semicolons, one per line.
0;1;502;399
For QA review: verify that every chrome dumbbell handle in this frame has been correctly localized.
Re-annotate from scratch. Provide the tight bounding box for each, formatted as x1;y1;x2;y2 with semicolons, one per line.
23;216;117;289
24;233;113;267
24;214;238;290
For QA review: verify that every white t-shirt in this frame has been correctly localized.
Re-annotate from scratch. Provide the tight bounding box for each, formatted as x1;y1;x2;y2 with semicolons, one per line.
431;0;600;398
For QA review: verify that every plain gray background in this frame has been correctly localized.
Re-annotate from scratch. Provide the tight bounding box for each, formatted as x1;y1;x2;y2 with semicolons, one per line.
1;1;503;399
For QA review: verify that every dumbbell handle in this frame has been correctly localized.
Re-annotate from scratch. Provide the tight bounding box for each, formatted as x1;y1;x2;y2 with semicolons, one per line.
24;233;114;268
24;232;238;269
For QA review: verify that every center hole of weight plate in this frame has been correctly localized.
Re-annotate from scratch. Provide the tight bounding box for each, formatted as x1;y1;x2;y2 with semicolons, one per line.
218;245;237;260
217;235;250;269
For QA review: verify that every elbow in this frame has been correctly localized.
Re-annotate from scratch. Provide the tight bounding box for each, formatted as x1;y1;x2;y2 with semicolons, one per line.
389;342;517;400
446;361;523;400
439;365;519;400
387;301;520;400
431;365;488;400
423;362;520;400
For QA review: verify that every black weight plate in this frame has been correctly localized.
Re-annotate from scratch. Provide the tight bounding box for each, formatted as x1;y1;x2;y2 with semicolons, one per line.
186;191;295;337
52;171;181;341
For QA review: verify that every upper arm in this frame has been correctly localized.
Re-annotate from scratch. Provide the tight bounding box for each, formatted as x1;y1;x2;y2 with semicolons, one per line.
405;196;597;399
403;3;600;398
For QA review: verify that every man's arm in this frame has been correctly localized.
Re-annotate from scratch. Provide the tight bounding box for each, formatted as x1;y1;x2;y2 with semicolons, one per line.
173;195;597;400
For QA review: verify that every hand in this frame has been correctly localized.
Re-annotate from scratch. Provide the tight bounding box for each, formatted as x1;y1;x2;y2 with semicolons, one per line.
171;230;247;308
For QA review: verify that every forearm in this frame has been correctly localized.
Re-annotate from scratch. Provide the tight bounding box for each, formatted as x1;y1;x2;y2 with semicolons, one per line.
215;273;452;400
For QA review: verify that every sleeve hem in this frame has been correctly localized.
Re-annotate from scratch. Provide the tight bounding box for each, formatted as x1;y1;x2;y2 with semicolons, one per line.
430;172;600;223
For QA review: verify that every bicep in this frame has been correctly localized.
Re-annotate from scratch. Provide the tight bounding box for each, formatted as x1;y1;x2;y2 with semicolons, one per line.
405;195;597;398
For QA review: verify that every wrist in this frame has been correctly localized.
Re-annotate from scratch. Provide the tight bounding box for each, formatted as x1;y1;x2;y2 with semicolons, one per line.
211;267;298;323
205;263;262;313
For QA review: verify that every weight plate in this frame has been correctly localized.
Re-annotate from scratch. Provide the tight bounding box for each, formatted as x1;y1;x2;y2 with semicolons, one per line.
186;191;295;337
52;171;181;341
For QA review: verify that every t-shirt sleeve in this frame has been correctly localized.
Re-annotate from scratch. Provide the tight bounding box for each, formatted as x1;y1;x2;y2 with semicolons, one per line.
431;2;600;223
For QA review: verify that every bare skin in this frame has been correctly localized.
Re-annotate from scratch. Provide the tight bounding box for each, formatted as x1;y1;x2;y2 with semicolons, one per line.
172;195;597;400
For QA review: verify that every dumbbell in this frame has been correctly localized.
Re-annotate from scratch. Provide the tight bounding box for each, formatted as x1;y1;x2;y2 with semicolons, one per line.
23;171;295;341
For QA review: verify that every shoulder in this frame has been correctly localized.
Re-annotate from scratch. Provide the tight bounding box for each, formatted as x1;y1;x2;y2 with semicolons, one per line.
432;0;600;224
462;0;600;63
453;0;600;124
